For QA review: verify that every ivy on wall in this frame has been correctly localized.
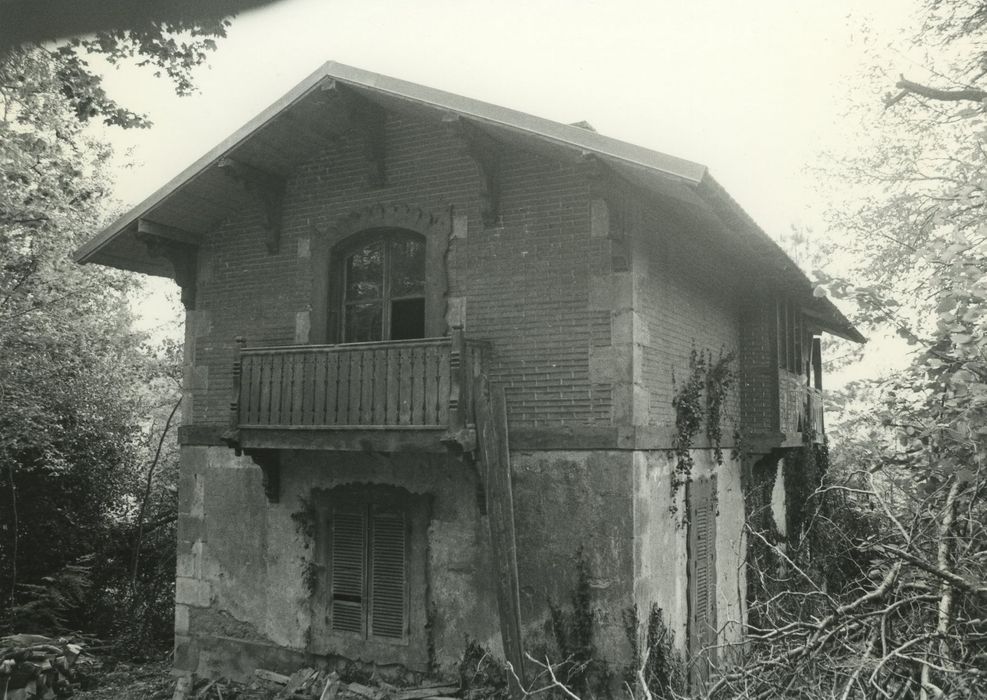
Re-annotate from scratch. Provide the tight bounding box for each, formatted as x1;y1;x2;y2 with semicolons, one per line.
671;345;737;492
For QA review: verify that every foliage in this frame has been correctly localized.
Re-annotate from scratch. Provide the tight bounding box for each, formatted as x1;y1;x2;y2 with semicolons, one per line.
623;604;684;700
545;546;610;697
0;36;209;656
458;638;508;698
704;349;736;466
671;346;736;498
781;442;827;549
52;19;228;128
714;2;987;696
671;348;706;490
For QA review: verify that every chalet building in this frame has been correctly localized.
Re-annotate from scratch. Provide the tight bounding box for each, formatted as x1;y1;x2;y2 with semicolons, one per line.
75;63;862;686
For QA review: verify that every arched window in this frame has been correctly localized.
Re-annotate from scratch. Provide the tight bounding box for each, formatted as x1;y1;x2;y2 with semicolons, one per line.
338;230;426;342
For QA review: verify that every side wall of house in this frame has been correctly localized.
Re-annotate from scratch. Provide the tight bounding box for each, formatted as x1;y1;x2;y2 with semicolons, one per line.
631;450;746;657
591;191;750;660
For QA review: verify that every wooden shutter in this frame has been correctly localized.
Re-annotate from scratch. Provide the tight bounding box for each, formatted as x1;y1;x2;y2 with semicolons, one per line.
687;476;718;685
368;505;408;640
330;506;366;635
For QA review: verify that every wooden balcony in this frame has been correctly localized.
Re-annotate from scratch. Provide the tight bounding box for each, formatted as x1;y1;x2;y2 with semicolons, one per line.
807;387;824;438
226;333;484;453
778;371;825;446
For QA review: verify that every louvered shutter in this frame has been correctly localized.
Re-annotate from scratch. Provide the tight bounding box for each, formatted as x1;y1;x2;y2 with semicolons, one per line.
330;506;367;635
687;476;718;685
368;505;408;640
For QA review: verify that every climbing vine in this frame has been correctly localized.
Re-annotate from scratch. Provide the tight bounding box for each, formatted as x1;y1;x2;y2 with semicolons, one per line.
546;546;610;696
671;347;706;490
671;345;737;491
291;497;321;596
623;604;685;699
705;347;736;465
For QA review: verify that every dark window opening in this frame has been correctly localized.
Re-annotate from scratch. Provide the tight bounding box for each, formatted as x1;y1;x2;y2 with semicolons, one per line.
811;336;823;390
340;231;426;343
777;299;805;375
390;298;425;340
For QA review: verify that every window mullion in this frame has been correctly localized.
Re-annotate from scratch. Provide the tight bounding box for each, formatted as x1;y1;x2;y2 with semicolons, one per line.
382;240;393;340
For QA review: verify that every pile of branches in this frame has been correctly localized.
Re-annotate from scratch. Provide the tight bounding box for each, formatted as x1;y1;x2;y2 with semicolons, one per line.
0;634;88;700
175;667;461;700
709;470;987;700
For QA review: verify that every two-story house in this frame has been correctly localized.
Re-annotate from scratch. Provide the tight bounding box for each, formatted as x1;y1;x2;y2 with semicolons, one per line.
75;62;862;687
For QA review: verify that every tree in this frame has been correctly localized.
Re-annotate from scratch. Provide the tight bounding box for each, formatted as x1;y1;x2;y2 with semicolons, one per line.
0;23;221;649
699;3;987;698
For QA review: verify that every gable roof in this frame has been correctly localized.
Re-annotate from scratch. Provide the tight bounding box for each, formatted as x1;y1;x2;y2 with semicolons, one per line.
74;61;863;342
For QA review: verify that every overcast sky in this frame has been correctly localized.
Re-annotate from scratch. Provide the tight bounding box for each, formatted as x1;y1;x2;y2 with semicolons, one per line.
97;0;924;374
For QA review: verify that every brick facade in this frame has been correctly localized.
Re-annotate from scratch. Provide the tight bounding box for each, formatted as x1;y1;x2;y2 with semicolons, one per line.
183;110;793;446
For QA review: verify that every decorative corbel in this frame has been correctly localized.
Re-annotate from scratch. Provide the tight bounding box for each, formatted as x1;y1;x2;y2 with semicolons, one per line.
245;448;280;503
217;157;285;254
321;80;387;188
580;153;612;198
443;114;501;227
136;218;199;310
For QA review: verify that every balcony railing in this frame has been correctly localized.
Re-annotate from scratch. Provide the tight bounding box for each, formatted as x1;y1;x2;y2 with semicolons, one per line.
807;387;824;437
778;371;825;443
229;333;483;437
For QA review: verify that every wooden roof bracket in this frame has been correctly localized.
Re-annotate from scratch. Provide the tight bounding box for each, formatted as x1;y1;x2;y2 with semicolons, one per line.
443;114;501;228
217;157;285;254
321;80;387;188
136;218;199;309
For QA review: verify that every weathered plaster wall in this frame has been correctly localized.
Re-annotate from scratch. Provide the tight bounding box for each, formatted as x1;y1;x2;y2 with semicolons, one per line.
772;456;787;538
174;445;502;679
708;453;746;650
177;446;669;679
512;450;636;664
631;451;688;655
631;449;746;656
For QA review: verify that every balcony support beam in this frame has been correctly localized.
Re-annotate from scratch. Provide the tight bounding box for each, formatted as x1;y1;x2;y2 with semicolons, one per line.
245;449;280;503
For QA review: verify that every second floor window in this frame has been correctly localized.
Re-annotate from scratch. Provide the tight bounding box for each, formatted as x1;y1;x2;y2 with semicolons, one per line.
342;231;426;342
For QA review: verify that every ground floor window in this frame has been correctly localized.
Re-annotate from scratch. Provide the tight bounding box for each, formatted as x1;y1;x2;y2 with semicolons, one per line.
329;496;409;641
311;484;429;661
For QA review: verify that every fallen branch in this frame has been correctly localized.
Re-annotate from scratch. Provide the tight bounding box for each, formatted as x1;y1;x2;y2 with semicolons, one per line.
873;544;987;600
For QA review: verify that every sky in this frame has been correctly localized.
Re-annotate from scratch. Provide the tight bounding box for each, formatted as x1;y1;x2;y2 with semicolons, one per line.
93;0;924;376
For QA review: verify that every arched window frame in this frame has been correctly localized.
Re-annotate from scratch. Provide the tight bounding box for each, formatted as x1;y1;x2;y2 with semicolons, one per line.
329;228;427;344
310;204;452;345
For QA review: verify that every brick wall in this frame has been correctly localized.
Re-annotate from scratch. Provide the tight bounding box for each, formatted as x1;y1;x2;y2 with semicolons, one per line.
739;294;779;437
187;113;613;430
635;203;743;433
184;109;788;442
